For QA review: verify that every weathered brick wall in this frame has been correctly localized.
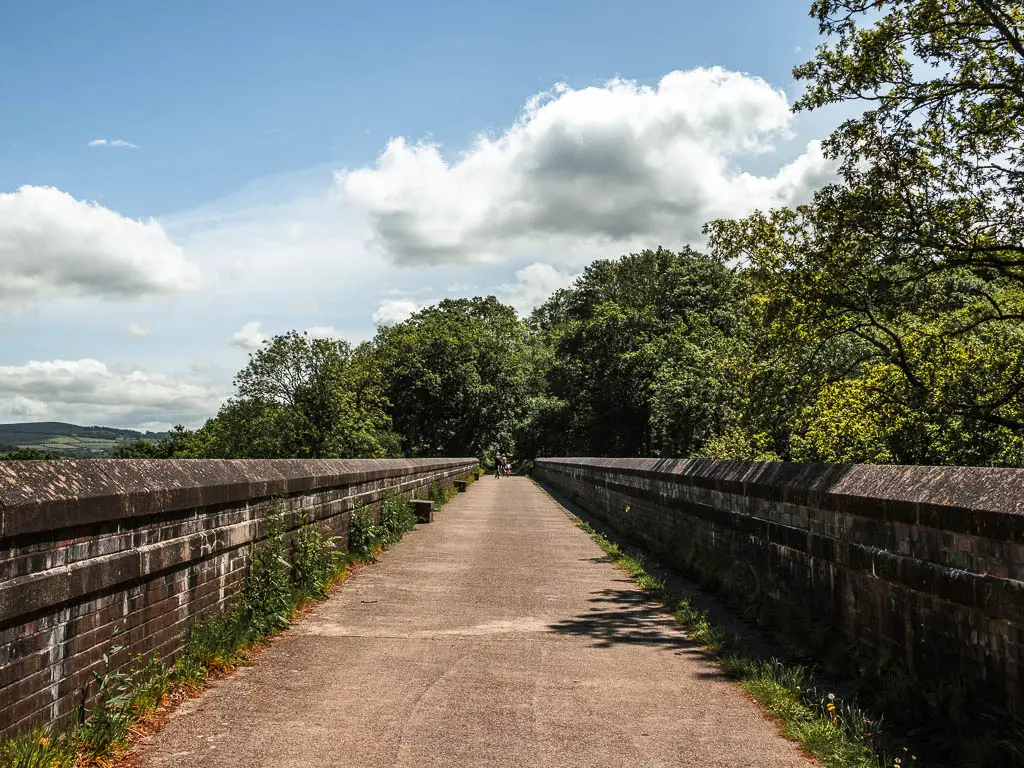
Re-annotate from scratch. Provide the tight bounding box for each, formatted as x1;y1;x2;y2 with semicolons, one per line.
535;457;1024;720
0;458;477;737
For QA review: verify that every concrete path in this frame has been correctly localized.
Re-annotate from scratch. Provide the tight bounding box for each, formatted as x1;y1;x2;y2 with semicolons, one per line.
138;477;811;767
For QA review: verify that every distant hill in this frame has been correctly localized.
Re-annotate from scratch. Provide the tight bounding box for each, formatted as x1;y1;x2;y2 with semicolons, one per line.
0;422;171;459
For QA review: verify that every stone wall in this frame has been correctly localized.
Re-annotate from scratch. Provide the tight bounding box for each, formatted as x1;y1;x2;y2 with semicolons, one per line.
0;458;477;737
535;457;1024;720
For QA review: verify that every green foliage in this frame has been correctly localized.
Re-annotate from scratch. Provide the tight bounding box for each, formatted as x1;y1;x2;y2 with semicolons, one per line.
348;505;381;562
379;494;417;547
373;296;543;458
77;646;151;755
528;247;743;457
730;659;876;768
0;725;78;768
113;438;175;458
0;447;62;460
427;481;457;506
189;331;398;460
243;507;294;636
112;426;199;459
292;514;341;598
696;0;1024;466
0;649;175;768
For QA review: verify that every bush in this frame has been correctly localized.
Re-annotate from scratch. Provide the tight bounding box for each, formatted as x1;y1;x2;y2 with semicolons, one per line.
292;513;340;597
348;505;381;561
427;481;456;506
379;494;417;547
243;506;293;637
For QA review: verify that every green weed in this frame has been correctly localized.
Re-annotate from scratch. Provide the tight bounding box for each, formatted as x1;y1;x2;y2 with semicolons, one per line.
348;504;382;562
379;494;417;547
292;513;341;597
243;506;294;636
427;480;457;506
0;725;77;768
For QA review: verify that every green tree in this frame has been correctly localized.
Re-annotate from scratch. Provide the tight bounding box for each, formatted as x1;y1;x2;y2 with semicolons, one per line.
530;247;744;457
373;297;538;457
794;0;1024;284
0;447;62;460
112;426;203;458
702;0;1024;465
196;332;396;459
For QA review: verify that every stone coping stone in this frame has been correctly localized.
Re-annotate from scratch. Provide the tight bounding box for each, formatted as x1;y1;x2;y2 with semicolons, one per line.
535;458;1024;541
0;459;477;538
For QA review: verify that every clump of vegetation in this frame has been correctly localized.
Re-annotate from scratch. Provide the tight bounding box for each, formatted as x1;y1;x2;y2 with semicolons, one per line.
0;725;78;768
0;448;62;461
427;481;457;506
292;513;341;597
348;504;382;562
0;649;175;768
378;493;417;547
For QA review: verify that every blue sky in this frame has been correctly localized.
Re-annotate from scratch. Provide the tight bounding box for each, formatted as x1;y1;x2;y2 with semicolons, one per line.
0;1;848;429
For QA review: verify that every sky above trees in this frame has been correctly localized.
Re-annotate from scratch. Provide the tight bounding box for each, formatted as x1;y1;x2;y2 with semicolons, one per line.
0;1;850;429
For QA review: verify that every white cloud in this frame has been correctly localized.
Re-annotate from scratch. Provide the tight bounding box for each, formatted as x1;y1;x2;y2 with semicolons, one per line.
339;67;835;266
128;323;150;338
500;263;578;314
230;321;267;350
0;395;49;419
372;299;422;327
0;186;201;309
0;359;223;429
88;138;139;148
304;325;342;339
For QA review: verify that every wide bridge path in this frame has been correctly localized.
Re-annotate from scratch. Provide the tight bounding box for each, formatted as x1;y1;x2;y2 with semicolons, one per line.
139;476;810;767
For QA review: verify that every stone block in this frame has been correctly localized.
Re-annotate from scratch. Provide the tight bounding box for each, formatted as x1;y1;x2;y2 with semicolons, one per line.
411;499;435;523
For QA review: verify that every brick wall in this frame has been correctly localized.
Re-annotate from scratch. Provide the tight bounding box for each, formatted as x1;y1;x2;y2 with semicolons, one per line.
0;457;477;737
535;457;1024;720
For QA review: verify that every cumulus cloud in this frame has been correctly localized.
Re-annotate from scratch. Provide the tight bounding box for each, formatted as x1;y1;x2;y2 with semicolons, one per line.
339;68;835;266
128;323;150;338
500;263;578;314
88;138;139;148
230;321;267;350
0;359;223;429
0;395;49;419
304;325;342;339
0;186;201;308
372;299;422;327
